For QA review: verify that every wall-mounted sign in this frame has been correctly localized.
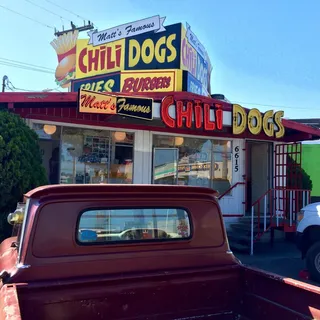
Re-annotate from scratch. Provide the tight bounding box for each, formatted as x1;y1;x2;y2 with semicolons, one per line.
88;15;166;47
72;69;182;94
232;104;285;138
124;23;181;71
78;89;153;120
116;96;153;120
180;24;211;95
78;89;117;114
72;72;121;93
183;71;209;96
51;17;211;97
121;69;182;93
185;23;207;60
234;146;240;172
160;95;223;131
76;38;125;79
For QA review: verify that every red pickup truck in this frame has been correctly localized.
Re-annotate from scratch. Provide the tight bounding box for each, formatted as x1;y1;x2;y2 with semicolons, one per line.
0;184;320;320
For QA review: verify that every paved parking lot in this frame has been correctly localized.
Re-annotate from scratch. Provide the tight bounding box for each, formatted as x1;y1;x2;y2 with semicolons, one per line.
234;240;319;286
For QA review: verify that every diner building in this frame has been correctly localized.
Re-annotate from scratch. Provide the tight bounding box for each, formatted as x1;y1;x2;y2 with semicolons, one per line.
1;90;320;253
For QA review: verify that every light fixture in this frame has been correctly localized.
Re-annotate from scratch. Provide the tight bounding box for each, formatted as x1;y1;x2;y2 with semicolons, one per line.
43;124;57;135
175;136;184;146
114;131;126;142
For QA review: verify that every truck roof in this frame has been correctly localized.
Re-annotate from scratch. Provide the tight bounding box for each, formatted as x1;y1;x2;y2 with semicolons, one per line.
25;184;219;200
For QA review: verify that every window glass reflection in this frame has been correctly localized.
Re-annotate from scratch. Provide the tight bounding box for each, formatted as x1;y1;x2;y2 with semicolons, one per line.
153;135;232;194
60;127;133;184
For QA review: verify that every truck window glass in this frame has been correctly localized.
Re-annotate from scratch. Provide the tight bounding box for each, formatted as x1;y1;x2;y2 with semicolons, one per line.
77;208;191;244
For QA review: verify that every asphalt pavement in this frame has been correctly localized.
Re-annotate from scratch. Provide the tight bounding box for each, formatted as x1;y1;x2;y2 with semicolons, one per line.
234;240;319;286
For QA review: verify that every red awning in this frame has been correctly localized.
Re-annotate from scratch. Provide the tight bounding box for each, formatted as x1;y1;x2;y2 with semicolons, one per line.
1;91;320;140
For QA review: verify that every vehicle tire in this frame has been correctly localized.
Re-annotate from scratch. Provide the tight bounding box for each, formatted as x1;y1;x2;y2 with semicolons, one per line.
306;241;320;283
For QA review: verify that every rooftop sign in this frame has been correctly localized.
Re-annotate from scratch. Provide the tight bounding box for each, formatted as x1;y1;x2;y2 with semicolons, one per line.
51;17;211;96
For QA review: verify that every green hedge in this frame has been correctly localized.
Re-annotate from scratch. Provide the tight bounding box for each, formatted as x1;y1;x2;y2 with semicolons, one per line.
0;111;47;240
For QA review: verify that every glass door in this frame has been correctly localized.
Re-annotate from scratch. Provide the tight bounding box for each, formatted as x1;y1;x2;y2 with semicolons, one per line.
153;148;179;185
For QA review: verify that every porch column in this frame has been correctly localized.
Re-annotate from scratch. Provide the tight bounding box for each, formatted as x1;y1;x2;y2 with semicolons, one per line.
133;130;152;184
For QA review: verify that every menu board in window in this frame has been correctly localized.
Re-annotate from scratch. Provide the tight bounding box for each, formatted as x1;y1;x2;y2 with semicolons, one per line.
78;135;111;164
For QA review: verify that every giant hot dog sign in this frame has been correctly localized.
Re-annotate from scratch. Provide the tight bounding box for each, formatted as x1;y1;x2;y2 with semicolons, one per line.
50;16;211;96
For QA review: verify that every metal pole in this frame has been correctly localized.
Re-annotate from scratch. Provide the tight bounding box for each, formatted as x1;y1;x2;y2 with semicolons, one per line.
2;75;8;92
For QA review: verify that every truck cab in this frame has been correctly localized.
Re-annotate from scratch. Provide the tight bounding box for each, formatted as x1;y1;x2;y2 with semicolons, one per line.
0;184;319;320
296;202;320;282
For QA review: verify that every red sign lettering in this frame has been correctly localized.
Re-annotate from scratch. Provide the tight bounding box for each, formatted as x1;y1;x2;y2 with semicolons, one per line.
78;45;122;73
122;76;172;93
79;92;116;113
160;95;223;131
161;96;175;128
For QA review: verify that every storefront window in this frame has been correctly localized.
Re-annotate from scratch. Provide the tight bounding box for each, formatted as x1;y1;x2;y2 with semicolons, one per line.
60;127;134;184
212;140;232;194
33;123;61;184
153;135;232;195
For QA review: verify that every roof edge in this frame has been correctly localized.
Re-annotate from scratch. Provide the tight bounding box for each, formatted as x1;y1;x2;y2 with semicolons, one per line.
2;92;320;138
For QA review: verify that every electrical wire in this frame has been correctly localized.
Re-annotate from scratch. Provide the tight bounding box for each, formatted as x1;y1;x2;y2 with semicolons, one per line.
0;57;55;72
0;61;54;75
0;4;54;29
8;81;33;92
5;79;62;92
43;0;88;22
232;101;317;111
43;0;97;28
24;0;72;22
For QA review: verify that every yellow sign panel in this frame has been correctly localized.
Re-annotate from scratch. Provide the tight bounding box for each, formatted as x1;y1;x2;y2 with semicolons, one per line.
120;69;182;93
75;38;125;79
232;104;285;138
78;89;117;114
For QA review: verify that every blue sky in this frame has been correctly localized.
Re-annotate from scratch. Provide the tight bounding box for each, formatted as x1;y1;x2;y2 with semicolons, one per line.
1;0;319;119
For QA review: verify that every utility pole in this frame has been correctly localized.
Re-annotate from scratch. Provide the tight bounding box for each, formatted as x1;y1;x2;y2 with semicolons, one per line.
2;75;8;92
54;20;94;37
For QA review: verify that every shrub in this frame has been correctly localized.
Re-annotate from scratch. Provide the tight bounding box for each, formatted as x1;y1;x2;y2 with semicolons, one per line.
286;156;313;191
0;110;47;240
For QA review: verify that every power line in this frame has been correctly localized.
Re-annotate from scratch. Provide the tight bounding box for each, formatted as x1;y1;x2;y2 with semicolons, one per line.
0;61;54;75
4;77;62;92
24;0;72;22
232;101;316;111
0;57;55;72
44;0;88;22
0;4;54;29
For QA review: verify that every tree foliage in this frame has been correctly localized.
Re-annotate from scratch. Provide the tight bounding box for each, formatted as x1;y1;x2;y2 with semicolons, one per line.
0;110;47;238
286;155;313;191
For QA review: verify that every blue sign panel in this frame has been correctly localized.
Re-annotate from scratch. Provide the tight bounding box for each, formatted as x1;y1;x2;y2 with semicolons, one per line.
124;23;182;71
196;53;209;90
71;73;121;93
184;71;209;96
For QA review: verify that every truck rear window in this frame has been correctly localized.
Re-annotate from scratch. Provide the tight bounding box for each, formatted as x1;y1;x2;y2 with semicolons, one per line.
77;208;191;244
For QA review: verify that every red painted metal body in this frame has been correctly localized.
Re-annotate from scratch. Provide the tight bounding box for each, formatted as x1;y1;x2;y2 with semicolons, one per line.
0;185;319;319
251;142;310;243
